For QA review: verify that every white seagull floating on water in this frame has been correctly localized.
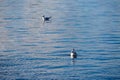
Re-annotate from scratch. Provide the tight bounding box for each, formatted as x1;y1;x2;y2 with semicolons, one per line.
42;15;51;22
70;48;77;59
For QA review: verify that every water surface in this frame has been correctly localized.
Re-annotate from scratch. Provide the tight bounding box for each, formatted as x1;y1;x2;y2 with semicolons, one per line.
0;0;120;80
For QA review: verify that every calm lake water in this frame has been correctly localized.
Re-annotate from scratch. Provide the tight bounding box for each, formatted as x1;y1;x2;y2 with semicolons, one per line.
0;0;120;80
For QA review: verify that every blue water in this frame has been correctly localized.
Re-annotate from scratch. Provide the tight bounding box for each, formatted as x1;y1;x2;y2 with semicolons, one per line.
0;0;120;80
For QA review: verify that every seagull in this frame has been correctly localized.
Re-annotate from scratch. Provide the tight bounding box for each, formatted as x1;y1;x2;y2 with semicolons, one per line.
70;48;77;59
42;15;51;22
